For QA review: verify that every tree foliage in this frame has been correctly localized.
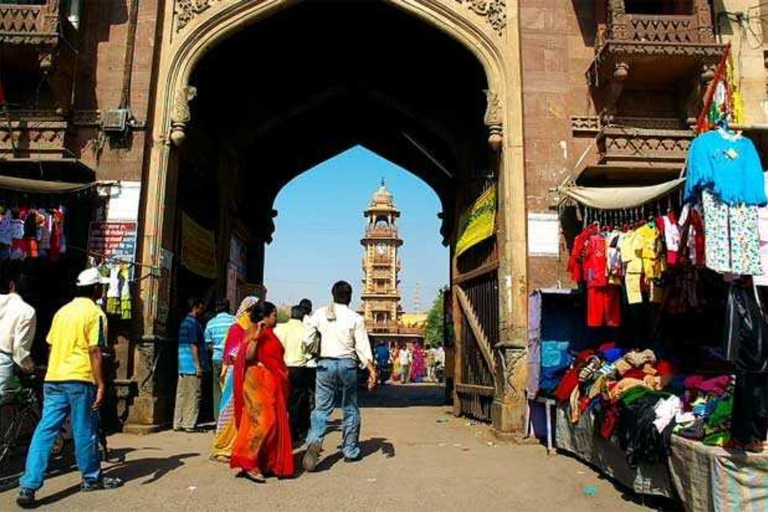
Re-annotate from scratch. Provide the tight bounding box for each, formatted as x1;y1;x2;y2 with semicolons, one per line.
424;287;452;347
277;305;291;324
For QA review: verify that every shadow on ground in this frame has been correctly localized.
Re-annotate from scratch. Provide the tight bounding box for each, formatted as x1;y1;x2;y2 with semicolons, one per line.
359;384;447;408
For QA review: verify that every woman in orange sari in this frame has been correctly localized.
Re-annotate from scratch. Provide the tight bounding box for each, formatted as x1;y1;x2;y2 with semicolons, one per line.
230;301;294;481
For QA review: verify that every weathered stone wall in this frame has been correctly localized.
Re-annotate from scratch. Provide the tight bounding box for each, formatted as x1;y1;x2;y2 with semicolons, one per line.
70;0;161;181
520;0;595;290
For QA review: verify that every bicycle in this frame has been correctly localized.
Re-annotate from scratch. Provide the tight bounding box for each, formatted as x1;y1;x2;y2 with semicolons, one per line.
0;373;71;482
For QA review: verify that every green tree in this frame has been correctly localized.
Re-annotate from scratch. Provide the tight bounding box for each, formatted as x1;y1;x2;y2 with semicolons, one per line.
277;305;291;323
424;287;452;347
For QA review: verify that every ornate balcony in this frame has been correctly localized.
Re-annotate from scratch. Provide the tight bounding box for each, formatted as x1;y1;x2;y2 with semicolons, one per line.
573;116;692;184
0;110;67;158
589;0;726;117
0;1;60;47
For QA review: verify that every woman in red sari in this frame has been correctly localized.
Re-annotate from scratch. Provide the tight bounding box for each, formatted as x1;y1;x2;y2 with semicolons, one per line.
230;301;294;481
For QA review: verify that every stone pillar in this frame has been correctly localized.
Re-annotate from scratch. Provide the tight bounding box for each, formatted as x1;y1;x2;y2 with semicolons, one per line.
492;0;528;435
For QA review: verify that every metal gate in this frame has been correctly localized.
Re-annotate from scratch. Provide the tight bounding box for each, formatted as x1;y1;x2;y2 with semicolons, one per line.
451;211;499;422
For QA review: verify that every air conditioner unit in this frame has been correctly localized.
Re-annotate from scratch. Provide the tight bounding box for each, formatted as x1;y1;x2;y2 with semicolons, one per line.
102;108;131;132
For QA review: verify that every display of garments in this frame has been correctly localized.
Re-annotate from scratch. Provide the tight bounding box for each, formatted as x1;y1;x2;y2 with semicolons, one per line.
624;349;657;368
659;214;681;266
702;190;762;276
586;286;621;328
684;129;768;207
106;266;121;315
0;214;11;245
678;204;705;266
653;395;682;433
119;266;132;320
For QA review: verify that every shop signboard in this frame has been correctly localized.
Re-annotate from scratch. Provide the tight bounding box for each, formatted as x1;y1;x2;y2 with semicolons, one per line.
527;212;560;257
181;212;217;279
88;220;139;266
455;186;496;257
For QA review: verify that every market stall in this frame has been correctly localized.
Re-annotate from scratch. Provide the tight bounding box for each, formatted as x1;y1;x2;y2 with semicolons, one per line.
530;47;768;511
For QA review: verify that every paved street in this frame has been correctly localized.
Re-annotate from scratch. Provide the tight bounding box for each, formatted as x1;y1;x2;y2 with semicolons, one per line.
0;385;658;511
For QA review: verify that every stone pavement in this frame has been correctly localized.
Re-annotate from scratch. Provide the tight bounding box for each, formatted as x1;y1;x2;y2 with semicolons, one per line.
0;385;661;511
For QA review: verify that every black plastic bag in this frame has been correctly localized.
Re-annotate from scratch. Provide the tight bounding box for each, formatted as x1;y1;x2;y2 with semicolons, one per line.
723;285;768;373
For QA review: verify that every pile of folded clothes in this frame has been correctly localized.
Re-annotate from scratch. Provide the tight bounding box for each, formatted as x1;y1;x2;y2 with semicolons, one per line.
549;345;736;466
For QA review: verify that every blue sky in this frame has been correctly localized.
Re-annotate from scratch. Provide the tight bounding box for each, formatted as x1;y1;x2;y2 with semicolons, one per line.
265;146;448;312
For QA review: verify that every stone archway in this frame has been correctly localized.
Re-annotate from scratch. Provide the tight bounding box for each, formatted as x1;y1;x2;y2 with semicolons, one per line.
133;0;528;434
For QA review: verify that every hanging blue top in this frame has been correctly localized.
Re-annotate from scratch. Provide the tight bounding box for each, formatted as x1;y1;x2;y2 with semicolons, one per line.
684;129;767;206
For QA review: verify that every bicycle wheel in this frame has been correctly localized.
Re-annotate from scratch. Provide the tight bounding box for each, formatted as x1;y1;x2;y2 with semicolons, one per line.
0;407;30;477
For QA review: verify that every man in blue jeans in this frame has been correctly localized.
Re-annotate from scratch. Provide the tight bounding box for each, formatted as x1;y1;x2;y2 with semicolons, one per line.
17;268;123;508
302;281;377;471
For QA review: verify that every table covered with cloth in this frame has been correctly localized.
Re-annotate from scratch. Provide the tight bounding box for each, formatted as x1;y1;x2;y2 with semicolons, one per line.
555;405;674;497
669;435;768;511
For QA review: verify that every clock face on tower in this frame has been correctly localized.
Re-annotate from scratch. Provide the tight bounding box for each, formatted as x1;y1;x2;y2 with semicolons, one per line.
376;243;387;255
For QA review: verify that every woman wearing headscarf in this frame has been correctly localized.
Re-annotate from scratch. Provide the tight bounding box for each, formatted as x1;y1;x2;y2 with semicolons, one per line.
230;301;293;481
209;296;259;462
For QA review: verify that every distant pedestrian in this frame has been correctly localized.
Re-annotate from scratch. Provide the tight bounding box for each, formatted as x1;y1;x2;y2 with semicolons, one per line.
17;268;123;509
274;305;314;443
173;297;208;432
375;342;391;385
0;260;36;394
205;298;235;420
302;281;377;472
426;347;437;382
299;298;313;323
398;344;412;384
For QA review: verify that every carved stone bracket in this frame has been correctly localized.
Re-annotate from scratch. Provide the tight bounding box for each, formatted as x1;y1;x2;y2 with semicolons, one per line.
170;85;197;146
455;0;506;35
484;89;503;151
175;0;212;32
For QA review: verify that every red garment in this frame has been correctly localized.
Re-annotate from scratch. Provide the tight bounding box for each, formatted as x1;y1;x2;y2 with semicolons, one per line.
584;235;608;288
600;406;619;439
554;350;594;403
567;229;592;282
223;323;245;364
690;209;705;267
231;326;293;477
587;286;621;328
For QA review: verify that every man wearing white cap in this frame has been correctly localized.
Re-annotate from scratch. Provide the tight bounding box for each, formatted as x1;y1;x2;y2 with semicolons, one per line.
17;268;123;508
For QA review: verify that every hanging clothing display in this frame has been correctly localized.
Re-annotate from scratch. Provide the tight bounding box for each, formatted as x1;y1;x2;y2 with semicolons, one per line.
0;204;69;264
683;129;767;277
684;129;767;207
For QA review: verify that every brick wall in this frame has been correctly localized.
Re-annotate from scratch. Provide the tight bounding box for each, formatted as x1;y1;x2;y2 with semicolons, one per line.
70;0;161;181
520;0;595;290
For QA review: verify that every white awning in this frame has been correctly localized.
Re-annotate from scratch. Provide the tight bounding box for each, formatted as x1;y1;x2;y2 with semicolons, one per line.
560;178;685;210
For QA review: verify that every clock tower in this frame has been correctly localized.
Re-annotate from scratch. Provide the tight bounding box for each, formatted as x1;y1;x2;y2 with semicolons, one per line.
361;180;403;335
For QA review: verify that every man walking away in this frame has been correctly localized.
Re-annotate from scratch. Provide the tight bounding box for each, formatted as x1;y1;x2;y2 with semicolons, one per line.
299;298;313;323
205;298;235;420
274;305;314;443
0;260;36;394
174;297;208;432
302;281;377;472
399;344;412;384
17;268;122;508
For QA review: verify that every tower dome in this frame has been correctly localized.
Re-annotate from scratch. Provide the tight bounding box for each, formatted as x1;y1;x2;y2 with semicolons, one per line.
371;179;394;206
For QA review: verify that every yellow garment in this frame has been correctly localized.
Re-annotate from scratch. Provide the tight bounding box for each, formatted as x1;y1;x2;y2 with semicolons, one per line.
273;318;309;367
608;378;647;401
45;298;107;384
619;231;643;274
637;224;666;279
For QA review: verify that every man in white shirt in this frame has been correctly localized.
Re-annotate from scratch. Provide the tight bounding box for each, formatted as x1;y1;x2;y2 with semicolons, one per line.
0;261;36;394
398;345;412;384
301;281;377;472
